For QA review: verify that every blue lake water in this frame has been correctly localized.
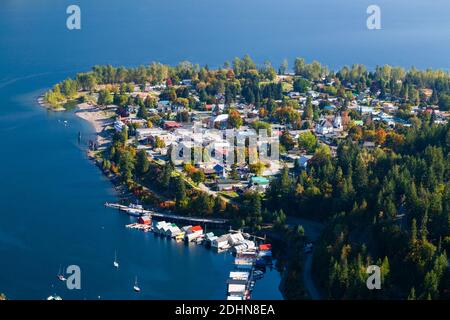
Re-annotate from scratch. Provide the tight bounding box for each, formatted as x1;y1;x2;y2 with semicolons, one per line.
0;0;449;299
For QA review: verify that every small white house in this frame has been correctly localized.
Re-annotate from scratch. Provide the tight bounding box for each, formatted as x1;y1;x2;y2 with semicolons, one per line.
333;115;343;129
167;225;182;238
228;233;245;246
227;279;247;294
184;225;203;242
114;120;126;132
212;234;230;250
316;119;334;135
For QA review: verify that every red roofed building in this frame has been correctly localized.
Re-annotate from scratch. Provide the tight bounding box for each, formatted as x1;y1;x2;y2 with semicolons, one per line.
185;225;204;242
164;121;182;130
138;216;151;225
259;244;272;251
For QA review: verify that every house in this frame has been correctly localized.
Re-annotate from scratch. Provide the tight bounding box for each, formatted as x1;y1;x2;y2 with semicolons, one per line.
229;271;249;281
205;232;217;247
227;279;247;295
232;240;256;254
316;119;334;135
216;179;243;191
165;224;182;237
114;120;126;132
296;155;313;169
228;232;245;246
163;121;182;130
213;164;227;178
138;216;151;225
259;244;272;251
212;234;230;251
155;221;169;234
333;115;343;129
362;141;376;150
210;114;229;129
184;225;203;242
251;176;270;188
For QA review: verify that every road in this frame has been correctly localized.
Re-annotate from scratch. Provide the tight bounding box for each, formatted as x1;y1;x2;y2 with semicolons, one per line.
286;216;324;300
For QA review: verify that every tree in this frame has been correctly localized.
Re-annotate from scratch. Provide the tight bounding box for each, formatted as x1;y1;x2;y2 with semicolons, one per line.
118;149;135;182
137;105;149;119
438;93;450;111
174;176;187;201
298;131;318;153
61;79;78;98
154;136;166;149
98;89;113;106
280;131;295;151
228;109;243;128
159;162;173;189
293;78;310;93
294;57;306;76
76;73;97;91
249;162;265;176
191;170;206;184
407;287;416;300
135;149;149;178
279;59;288;75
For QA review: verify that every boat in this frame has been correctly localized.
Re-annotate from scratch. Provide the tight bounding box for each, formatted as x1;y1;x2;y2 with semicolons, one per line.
113;251;119;268
125;203;145;216
47;295;62;300
133;277;141;292
57;265;66;281
253;270;264;279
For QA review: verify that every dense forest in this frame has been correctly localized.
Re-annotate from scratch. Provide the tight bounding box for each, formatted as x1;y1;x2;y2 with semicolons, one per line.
267;120;450;299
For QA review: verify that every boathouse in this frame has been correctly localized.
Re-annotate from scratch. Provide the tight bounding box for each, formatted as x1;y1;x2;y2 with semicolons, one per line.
138;216;151;225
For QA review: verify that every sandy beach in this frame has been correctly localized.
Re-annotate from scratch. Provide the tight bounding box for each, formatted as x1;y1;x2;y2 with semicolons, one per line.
75;103;115;147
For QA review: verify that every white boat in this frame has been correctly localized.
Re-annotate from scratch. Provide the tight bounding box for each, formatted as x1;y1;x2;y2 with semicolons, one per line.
133;277;141;292
47;295;62;300
124;203;145;216
113;251;119;268
57;265;66;281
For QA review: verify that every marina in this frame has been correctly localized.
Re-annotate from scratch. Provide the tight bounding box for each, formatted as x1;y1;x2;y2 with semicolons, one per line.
119;206;273;300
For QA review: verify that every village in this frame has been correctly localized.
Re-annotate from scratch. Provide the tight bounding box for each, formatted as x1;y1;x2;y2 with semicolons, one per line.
75;70;449;202
42;60;450;301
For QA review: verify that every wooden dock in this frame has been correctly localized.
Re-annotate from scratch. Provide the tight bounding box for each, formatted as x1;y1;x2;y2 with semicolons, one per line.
105;202;228;225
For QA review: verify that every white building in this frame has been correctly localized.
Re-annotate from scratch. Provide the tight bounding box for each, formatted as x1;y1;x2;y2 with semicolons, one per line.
333;115;343;129
316;119;334;135
114;120;126;132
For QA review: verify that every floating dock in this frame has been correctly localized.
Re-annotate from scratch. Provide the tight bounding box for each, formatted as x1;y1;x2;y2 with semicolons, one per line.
105;202;228;225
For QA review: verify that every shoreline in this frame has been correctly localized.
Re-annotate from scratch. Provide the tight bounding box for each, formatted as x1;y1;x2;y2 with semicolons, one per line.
74;102;115;147
38;96;114;147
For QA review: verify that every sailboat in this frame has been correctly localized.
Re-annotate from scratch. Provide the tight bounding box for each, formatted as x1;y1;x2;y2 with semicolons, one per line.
133;277;141;292
113;251;119;268
57;265;66;281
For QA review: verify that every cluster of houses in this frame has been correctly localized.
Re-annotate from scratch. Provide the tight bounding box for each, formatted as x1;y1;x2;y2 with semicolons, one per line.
211;232;256;253
154;221;204;242
226;244;273;300
105;75;449;198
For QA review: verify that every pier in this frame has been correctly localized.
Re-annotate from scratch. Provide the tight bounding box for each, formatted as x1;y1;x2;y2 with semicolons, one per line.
104;202;229;225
